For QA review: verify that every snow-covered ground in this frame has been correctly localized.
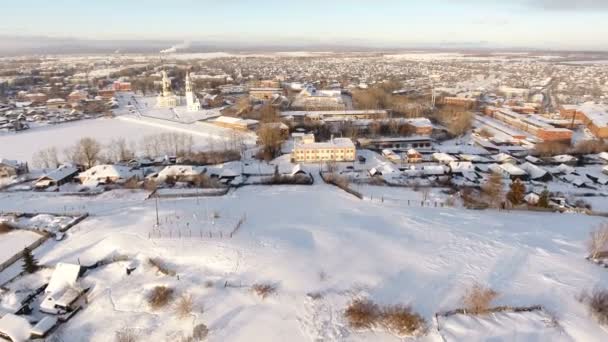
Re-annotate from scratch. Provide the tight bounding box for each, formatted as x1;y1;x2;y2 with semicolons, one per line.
0;230;41;265
0;116;249;164
0;183;607;341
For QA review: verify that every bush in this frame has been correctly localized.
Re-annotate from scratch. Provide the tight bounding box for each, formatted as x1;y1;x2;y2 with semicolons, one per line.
252;283;277;299
462;284;499;314
263;174;312;185
148;286;174;310
581;288;608;325
0;222;13;234
344;299;381;329
588;223;608;259
175;293;194;318
115;328;139;342
344;299;426;336
192;323;209;341
379;305;427;336
124;177;140;189
148;257;177;277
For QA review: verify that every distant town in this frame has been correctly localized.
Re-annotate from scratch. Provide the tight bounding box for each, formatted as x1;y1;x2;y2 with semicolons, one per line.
1;50;608;341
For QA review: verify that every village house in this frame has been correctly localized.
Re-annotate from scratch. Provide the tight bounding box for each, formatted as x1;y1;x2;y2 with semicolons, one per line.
357;136;433;152
0;159;28;178
259;122;289;137
291;132;315;145
77;165;138;185
210;116;259;131
40;263;85;315
67;90;88;104
113;81;132;92
33;165;79;189
290;85;346;111
249;87;284;101
280;109;388;123
489;163;529;181
406;149;423;163
46;98;68;110
25;92;48;104
155;165;206;183
440;96;477;109
292;137;356;163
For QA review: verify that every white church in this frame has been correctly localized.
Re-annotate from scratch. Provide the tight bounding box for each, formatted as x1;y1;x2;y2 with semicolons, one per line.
156;70;201;112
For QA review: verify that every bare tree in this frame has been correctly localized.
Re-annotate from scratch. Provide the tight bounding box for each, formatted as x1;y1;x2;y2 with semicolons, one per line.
482;172;504;208
588;223;608;259
107;138;135;163
257;125;285;160
64;137;102;168
32;147;60;169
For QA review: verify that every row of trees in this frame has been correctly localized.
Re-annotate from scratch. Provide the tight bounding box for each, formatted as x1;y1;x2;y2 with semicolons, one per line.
476;173;550;209
32;133;198;169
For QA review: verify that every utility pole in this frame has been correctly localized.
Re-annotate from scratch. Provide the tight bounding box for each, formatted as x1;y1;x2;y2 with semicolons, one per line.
155;194;160;227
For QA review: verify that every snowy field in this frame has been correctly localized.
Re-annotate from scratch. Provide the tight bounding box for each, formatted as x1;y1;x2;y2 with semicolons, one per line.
0;116;246;164
0;183;607;341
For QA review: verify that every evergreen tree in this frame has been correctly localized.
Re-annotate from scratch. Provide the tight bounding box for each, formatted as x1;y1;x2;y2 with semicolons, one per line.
506;179;526;205
22;247;39;274
538;188;550;208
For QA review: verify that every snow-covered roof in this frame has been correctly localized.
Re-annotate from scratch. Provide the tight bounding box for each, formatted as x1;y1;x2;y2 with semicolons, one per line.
157;165;204;180
31;316;58;337
563;102;608;128
489;163;527;176
449;162;475;173
432;153;456;163
37;165;78;182
552;155;577;163
0;313;31;342
46;263;81;295
0;158;23;168
295;138;355;150
556;164;575;175
493;153;515;163
78;165;136;182
519;162;549;180
525;155;542;164
423;165;448;175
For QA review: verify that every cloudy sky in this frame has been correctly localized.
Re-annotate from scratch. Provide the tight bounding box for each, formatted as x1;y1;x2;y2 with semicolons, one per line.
1;0;607;50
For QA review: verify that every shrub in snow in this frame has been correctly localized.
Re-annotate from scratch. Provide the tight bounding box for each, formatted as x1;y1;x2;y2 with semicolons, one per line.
0;222;14;234
175;293;195;318
115;327;139;342
588;223;608;259
345;299;426;336
251;283;277;299
148;286;174;310
581;288;608;325
462;283;499;315
192;323;209;341
379;304;427;336
344;299;381;329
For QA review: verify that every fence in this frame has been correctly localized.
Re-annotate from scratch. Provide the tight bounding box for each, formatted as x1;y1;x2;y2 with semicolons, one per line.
148;214;247;240
319;171;363;199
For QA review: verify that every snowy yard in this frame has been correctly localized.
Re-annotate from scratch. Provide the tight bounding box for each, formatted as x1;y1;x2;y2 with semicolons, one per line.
0;230;41;266
0;184;607;341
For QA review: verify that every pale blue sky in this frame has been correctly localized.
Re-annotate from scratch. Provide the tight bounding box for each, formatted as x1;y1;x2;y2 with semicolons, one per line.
1;0;607;49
